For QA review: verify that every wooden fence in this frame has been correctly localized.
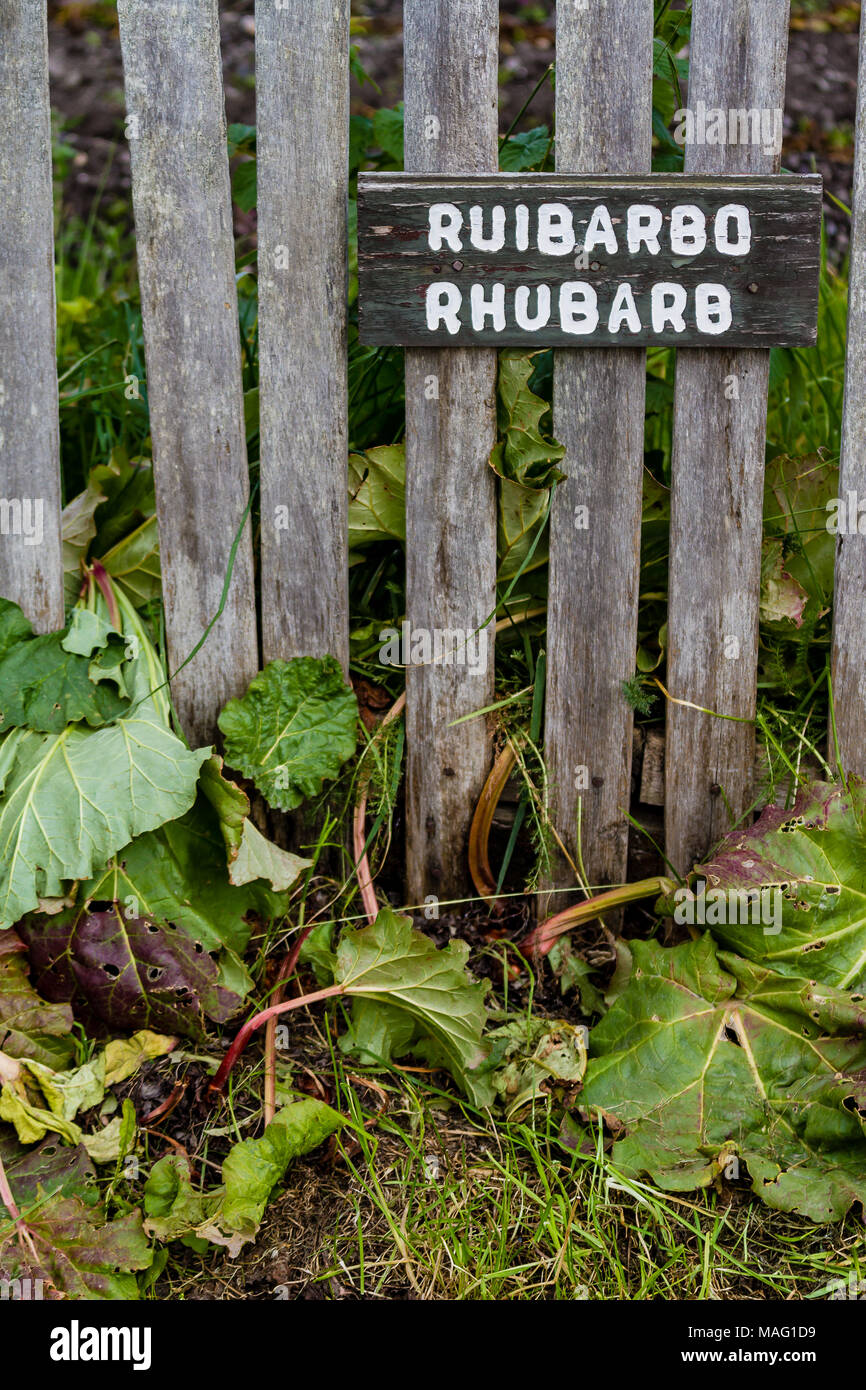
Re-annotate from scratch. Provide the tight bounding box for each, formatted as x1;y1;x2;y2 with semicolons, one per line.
0;0;863;906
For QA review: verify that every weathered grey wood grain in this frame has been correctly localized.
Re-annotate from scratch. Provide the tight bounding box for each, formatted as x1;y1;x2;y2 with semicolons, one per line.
117;0;258;747
403;0;499;901
257;0;350;671
665;0;791;875
544;1;653;905
358;173;821;347
0;1;64;632
831;9;866;775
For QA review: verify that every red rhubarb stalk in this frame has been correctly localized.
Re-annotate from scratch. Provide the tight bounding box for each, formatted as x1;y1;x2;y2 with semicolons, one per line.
523;876;676;956
210;982;344;1096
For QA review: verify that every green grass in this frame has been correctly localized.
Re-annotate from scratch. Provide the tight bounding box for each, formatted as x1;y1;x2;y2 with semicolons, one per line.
139;1039;864;1301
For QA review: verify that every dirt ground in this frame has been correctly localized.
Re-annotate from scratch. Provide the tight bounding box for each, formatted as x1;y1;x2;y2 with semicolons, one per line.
48;1;862;257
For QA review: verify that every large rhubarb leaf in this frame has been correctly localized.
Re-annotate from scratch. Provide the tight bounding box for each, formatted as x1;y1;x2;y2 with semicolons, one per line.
0;706;209;930
581;935;866;1222
143;1099;344;1254
0;1194;151;1300
336;908;493;1105
20;905;241;1037
698;780;866;993
219;656;358;812
18;780;296;1033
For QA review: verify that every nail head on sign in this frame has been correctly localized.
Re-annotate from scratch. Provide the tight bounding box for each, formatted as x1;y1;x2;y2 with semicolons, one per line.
357;173;822;349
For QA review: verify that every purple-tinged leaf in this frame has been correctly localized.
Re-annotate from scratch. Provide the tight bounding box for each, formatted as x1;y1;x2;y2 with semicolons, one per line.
697;780;866;993
19;907;239;1040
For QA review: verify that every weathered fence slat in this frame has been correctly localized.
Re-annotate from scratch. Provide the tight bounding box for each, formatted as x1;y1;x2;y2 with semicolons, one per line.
257;0;350;671
544;1;653;902
0;0;64;633
665;0;791;875
403;0;499;901
831;9;866;775
117;0;258;747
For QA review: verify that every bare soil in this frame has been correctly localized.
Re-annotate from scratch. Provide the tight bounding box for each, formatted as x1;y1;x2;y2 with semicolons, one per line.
48;2;862;258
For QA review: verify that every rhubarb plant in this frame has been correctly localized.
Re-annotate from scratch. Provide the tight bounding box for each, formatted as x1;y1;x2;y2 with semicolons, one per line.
548;781;866;1221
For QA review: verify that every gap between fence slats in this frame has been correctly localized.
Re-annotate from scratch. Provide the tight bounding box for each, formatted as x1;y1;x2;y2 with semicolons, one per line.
665;0;791;876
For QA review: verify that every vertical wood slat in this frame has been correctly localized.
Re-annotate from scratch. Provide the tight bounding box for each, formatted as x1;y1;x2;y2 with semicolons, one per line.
665;0;791;876
0;1;64;633
257;0;350;671
832;9;866;775
117;0;258;747
544;2;654;905
403;0;499;901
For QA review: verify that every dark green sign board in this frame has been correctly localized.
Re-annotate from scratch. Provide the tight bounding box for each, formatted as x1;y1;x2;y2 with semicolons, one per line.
357;172;822;349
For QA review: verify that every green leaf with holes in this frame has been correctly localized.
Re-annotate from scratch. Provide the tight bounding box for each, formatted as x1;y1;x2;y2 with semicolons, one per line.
696;780;866;993
582;934;866;1222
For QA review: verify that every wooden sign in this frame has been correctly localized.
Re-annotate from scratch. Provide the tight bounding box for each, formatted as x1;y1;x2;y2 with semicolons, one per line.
357;173;822;349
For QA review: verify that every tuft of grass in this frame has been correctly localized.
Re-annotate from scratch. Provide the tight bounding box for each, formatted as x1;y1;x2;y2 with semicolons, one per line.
135;1021;864;1303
